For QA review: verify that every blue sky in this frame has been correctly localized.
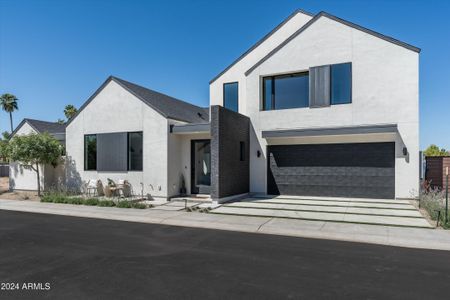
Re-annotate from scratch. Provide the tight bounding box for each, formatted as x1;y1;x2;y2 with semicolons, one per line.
0;0;449;150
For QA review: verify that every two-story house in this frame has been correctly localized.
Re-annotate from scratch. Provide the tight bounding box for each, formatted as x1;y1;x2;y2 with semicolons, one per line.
209;10;419;201
13;10;417;202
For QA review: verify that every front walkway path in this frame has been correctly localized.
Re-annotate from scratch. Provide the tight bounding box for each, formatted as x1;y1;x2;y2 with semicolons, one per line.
1;199;449;251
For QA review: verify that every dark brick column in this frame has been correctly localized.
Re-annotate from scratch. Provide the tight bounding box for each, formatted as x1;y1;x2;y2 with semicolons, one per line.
210;105;250;201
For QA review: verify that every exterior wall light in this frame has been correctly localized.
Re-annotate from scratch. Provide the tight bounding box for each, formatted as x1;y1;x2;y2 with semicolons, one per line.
403;147;408;156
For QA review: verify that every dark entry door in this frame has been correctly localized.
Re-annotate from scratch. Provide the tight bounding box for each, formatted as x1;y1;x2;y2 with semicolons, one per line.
191;140;211;194
267;142;395;199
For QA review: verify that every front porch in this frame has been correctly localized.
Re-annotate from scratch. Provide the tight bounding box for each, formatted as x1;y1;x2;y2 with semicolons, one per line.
169;105;251;203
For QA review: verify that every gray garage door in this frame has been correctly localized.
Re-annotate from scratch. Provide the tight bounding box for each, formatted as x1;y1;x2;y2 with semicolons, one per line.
267;142;395;199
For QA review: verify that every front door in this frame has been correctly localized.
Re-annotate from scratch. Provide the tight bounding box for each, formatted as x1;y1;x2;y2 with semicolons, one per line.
191;140;211;194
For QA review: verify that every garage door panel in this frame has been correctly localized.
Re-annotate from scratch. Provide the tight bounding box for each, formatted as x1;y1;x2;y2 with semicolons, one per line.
267;142;395;199
269;166;395;177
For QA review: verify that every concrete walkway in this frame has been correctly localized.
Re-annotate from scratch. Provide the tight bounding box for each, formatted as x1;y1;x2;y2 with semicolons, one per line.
1;199;449;251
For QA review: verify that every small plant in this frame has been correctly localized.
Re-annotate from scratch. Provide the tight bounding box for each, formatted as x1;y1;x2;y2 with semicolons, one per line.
84;198;99;206
131;202;147;209
41;192;67;203
98;200;116;207
420;189;450;227
117;200;132;208
64;197;84;205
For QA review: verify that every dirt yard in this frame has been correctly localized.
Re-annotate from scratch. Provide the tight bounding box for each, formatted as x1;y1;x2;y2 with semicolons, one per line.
0;177;40;201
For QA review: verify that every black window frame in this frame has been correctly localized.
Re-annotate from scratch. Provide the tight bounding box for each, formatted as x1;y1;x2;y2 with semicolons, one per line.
127;131;143;171
223;82;239;112
262;71;310;111
84;134;97;171
330;62;352;105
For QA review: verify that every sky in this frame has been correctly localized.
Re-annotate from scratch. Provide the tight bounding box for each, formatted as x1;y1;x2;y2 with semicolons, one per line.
0;0;449;150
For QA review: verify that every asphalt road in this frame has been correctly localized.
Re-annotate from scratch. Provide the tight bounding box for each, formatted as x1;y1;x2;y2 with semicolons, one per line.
0;210;449;300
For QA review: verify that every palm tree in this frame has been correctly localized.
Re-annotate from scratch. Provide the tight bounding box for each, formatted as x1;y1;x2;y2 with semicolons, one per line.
0;94;19;132
64;104;78;121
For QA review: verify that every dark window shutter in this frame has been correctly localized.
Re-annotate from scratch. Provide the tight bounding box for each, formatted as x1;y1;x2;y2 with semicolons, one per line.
309;65;331;108
97;133;128;171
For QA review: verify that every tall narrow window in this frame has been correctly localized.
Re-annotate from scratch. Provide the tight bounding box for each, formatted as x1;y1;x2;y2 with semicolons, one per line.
262;72;309;110
240;141;245;161
84;134;97;170
128;132;143;171
331;63;352;104
223;82;238;112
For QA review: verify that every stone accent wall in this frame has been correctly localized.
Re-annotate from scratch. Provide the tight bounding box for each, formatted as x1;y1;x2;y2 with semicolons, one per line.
211;105;250;200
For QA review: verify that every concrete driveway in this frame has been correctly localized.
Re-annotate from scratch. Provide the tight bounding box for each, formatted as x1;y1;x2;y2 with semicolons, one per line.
211;195;432;228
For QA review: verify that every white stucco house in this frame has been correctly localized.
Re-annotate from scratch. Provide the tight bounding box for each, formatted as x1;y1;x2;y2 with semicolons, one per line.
9;119;66;191
11;9;420;202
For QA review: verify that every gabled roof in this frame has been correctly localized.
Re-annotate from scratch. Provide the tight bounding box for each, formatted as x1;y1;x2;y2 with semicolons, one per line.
12;118;66;137
209;9;314;84
245;11;421;76
67;76;209;126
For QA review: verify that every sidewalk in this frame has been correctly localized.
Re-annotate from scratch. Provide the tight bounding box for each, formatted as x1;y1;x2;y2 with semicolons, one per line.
1;199;450;251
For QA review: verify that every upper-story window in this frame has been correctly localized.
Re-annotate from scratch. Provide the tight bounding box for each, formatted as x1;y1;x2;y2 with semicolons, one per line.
262;63;352;110
263;72;309;110
331;63;352;104
223;82;238;112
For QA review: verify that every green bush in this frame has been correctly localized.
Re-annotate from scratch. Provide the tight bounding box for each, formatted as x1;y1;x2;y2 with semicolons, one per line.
41;192;67;203
84;198;100;206
117;200;132;208
41;192;146;210
131;202;147;209
98;200;116;207
64;197;85;205
420;189;450;227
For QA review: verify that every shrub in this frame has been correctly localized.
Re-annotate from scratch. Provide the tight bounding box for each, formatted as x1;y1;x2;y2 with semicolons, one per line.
84;198;100;206
64;197;85;205
83;198;100;206
117;200;132;208
131;202;147;209
420;189;450;227
41;192;67;203
98;200;116;207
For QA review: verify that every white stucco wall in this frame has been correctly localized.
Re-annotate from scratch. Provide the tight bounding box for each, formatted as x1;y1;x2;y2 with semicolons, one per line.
9;122;43;191
65;80;170;199
210;15;419;199
209;11;313;116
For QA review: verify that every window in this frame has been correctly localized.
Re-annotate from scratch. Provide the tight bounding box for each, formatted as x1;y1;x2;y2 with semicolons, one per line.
128;132;143;171
84;135;97;170
331;63;352;104
84;131;143;172
223;82;238;112
262;72;309;110
240;141;245;161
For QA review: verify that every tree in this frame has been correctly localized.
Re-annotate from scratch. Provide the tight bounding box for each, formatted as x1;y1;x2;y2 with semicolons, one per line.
7;133;63;196
1;131;10;140
424;144;450;157
64;104;78;121
0;93;19;132
57;118;65;125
